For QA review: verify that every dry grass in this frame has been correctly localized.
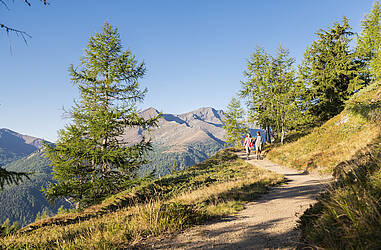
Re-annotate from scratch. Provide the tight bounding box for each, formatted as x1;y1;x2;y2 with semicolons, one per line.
0;150;284;249
298;135;381;249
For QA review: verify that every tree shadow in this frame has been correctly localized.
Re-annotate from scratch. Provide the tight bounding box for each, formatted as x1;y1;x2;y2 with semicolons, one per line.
347;100;381;122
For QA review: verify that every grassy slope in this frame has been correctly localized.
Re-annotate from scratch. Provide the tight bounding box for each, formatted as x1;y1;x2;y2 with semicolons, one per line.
0;149;283;249
298;136;381;249
268;82;381;249
267;81;381;174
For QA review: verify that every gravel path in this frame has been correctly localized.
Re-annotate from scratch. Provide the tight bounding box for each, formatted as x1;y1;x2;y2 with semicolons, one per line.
143;152;332;249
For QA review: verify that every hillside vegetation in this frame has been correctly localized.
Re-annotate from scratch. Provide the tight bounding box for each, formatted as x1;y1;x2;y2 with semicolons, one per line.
0;152;69;226
267;81;381;174
267;82;381;248
0;149;284;249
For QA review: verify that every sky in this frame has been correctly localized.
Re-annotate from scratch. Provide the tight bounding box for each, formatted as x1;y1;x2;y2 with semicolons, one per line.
0;0;376;142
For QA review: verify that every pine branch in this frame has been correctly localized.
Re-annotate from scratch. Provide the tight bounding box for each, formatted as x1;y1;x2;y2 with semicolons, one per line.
0;167;31;190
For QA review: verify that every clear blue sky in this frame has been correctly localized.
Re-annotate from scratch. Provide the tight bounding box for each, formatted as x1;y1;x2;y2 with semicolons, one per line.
0;0;375;141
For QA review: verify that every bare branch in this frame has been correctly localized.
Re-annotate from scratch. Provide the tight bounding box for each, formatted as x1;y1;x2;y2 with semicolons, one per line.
0;0;48;49
0;0;10;10
0;23;32;43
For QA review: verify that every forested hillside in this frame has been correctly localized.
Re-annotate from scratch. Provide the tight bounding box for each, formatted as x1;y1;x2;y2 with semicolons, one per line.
0;152;69;226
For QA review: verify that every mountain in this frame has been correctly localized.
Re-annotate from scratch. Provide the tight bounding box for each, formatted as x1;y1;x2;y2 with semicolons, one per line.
122;107;228;176
0;128;44;166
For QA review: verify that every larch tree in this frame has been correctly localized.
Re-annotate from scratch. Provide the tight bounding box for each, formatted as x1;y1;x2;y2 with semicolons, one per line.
240;46;273;142
356;0;381;81
240;45;307;144
222;97;247;147
42;22;158;207
299;17;364;122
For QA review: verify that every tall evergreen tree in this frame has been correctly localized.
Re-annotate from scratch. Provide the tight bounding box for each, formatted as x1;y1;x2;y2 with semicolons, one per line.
222;98;247;147
240;45;307;144
357;0;381;81
299;17;363;122
43;22;158;207
240;46;273;141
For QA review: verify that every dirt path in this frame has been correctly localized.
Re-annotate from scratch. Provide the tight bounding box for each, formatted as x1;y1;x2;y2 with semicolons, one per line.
143;152;332;249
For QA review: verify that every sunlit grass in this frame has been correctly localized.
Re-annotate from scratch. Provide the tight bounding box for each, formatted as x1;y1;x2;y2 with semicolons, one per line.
0;149;284;249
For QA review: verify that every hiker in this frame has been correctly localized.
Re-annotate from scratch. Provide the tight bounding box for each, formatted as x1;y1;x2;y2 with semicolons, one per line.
254;131;263;160
243;133;253;160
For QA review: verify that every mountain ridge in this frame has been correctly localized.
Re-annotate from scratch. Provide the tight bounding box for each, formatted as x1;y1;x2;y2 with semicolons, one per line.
0;128;45;167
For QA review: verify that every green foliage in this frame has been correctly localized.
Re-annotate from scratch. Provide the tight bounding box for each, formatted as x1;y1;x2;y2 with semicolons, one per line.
299;17;364;122
222;98;247;146
42;22;159;207
240;45;309;143
357;0;381;81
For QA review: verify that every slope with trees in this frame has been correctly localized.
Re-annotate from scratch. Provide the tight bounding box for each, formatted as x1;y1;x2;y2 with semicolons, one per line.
0;151;69;226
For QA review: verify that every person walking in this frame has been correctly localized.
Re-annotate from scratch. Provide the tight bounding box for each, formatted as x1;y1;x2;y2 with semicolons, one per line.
254;131;263;160
243;133;253;160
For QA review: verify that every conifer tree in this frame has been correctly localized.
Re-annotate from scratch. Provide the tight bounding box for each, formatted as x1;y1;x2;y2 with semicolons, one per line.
240;45;307;144
43;22;158;207
299;17;363;122
222;98;247;146
357;0;381;81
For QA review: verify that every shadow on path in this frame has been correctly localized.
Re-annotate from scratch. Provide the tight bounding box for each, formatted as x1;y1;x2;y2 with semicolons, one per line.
140;151;332;250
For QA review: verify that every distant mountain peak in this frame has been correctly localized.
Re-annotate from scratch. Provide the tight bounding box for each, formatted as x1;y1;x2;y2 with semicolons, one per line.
140;107;160;119
178;107;225;125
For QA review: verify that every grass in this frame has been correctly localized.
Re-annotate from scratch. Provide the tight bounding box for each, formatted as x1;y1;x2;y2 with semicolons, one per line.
0;149;284;249
267;81;381;174
297;135;381;249
264;81;381;249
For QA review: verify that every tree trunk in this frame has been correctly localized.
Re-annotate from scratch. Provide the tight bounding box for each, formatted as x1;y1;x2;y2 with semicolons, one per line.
266;126;272;144
281;123;285;144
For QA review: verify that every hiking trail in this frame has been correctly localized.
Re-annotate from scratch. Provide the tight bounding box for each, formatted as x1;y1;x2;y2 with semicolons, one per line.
142;151;332;249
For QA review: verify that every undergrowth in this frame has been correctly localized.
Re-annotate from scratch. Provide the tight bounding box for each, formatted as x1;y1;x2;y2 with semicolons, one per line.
0;149;284;249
